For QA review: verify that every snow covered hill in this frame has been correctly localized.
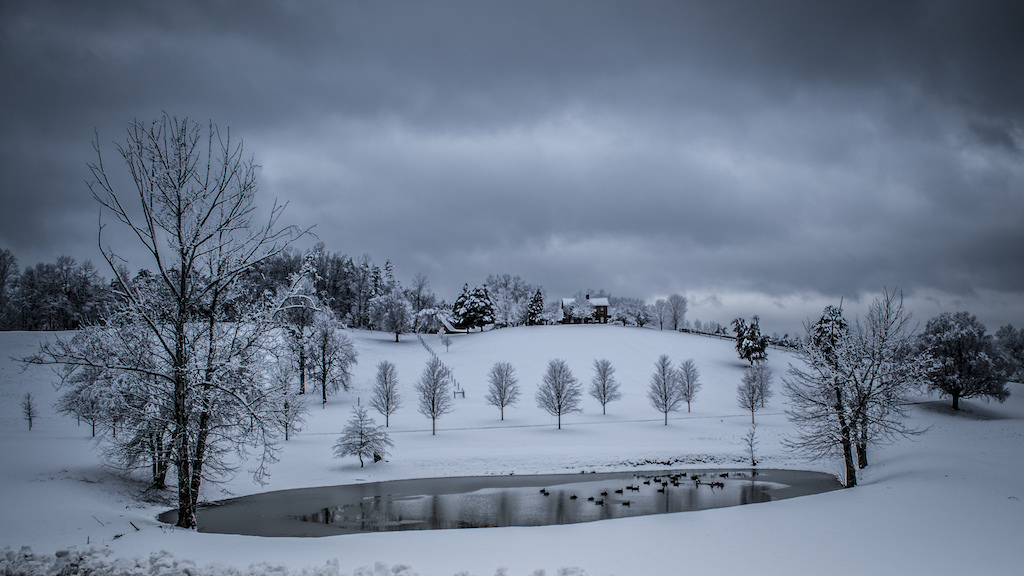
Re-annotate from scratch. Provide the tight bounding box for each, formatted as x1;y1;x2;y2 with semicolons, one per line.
1;326;1022;575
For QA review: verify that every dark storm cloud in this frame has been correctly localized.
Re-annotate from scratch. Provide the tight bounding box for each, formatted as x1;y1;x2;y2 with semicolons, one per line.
2;0;1023;334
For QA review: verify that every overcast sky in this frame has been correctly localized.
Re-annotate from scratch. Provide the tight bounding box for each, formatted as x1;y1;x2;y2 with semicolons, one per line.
2;1;1022;336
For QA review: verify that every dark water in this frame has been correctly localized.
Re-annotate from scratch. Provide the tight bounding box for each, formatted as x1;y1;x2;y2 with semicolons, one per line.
159;469;841;537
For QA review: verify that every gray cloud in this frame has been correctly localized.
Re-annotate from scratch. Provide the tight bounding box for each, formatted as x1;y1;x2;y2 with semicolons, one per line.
2;0;1023;335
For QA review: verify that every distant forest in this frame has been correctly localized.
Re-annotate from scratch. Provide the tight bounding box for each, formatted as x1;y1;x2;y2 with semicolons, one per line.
0;244;751;340
0;244;438;332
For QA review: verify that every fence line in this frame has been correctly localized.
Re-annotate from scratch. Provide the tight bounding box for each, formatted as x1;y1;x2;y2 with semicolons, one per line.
417;333;464;398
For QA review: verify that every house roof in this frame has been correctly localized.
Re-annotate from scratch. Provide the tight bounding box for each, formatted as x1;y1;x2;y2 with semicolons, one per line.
562;297;610;307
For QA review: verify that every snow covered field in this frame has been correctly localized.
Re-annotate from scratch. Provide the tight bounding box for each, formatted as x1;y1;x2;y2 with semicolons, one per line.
1;325;1022;575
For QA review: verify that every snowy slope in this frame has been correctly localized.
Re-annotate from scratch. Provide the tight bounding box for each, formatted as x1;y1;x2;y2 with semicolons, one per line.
1;326;1022;575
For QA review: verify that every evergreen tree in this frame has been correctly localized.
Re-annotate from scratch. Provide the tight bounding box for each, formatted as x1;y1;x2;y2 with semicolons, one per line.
453;284;494;329
524;289;545;326
733;316;768;364
451;284;470;327
333;406;393;467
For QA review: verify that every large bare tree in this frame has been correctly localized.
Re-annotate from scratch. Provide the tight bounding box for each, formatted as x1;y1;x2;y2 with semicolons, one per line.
28;114;304;528
536;359;582;429
415;356;454;435
667;293;688;331
648;354;683;425
588;358;621;415
783;291;922;486
485;361;520;420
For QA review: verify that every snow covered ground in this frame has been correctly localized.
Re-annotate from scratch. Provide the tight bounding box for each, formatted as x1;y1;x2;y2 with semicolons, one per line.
1;325;1022;575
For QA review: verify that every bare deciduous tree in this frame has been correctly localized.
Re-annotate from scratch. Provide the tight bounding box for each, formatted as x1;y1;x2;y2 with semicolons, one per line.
783;305;858;486
27;114;305;528
737;362;773;425
308;311;357;407
276;254;323;395
677;358;702;413
370;360;402;427
648;354;683;425
416;356;454;435
22;392;39;430
667;294;688;331
536;359;582;429
369;289;413;342
485;361;520;420
588;358;622;415
652;299;669;330
744;425;758;466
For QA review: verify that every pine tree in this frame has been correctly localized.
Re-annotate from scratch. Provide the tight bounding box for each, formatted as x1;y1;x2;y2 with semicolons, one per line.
451;284;471;327
333;406;393;467
733;316;768;364
524;289;545;326
454;284;494;329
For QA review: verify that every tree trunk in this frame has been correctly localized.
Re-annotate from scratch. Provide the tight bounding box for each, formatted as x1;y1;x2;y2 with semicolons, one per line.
395;332;399;343
175;426;195;528
298;347;306;394
857;414;869;469
952;392;960;410
834;384;857;487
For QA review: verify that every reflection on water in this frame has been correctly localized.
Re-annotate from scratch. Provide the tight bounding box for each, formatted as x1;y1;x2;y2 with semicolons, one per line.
298;472;775;532
162;469;840;537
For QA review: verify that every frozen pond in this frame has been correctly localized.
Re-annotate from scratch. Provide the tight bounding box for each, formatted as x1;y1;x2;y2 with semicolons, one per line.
160;469;841;537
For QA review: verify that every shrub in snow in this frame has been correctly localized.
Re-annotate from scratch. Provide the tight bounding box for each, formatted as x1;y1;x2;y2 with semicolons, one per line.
0;546;425;576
